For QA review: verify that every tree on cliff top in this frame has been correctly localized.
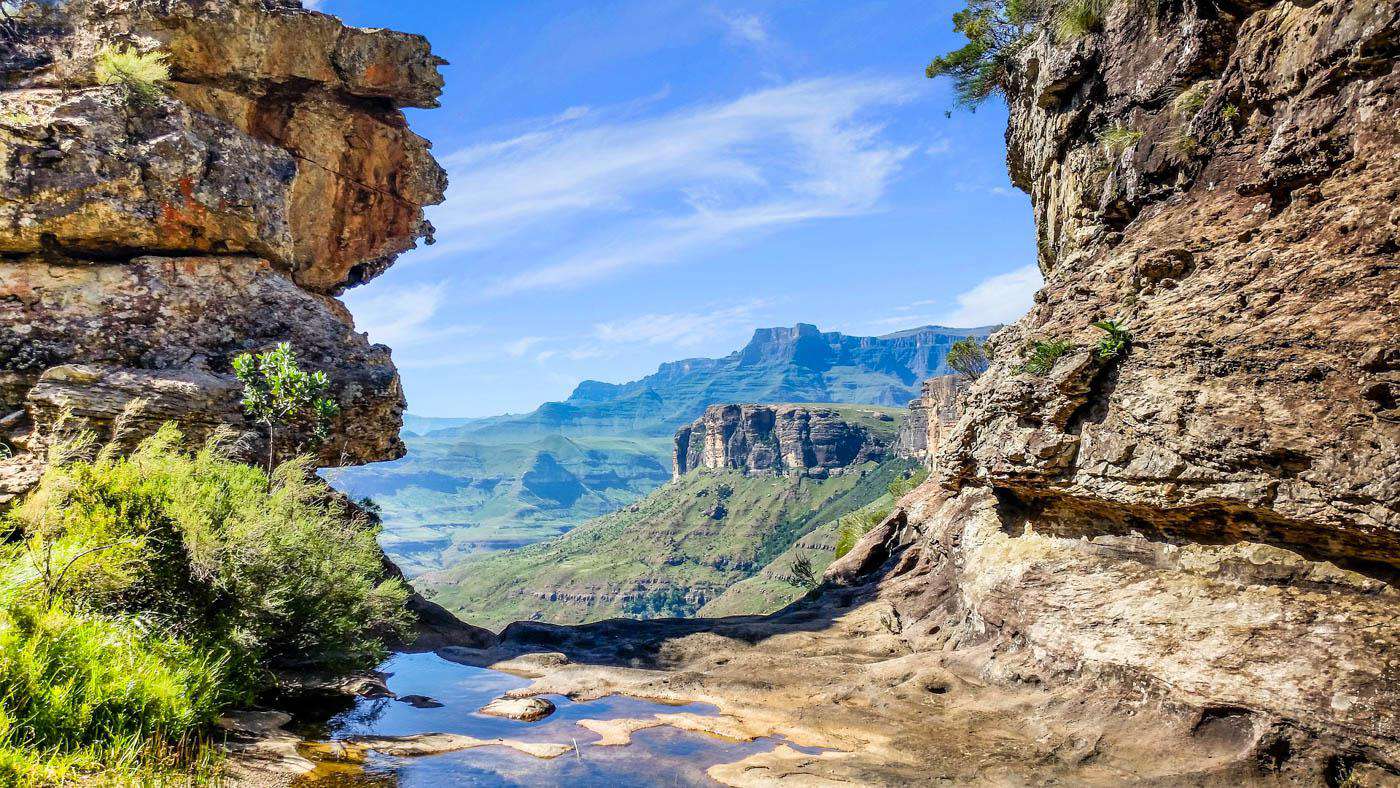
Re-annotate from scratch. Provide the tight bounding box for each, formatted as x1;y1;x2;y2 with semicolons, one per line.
926;0;1042;108
927;0;1118;108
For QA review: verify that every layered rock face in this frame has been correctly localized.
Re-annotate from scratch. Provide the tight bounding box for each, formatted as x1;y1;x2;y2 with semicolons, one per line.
673;404;895;478
893;375;967;465
0;0;446;489
835;0;1400;779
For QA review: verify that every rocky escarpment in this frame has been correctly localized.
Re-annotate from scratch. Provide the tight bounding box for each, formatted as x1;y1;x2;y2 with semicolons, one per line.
821;0;1400;780
674;403;897;478
0;0;447;495
893;374;967;465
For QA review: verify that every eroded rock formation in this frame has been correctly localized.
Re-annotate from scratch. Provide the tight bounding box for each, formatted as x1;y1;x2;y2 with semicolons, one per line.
673;403;895;478
0;0;446;489
893;374;967;465
842;0;1400;779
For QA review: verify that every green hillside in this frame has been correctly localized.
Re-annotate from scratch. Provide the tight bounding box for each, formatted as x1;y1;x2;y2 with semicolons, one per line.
421;452;917;632
330;323;991;575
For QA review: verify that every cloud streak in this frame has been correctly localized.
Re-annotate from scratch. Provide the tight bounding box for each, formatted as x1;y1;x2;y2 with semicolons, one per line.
424;77;916;297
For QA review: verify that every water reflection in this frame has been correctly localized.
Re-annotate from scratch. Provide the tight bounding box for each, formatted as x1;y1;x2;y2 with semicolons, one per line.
292;652;798;787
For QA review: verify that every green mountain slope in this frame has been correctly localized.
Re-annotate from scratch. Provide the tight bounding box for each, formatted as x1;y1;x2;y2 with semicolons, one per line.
329;323;991;574
420;455;918;631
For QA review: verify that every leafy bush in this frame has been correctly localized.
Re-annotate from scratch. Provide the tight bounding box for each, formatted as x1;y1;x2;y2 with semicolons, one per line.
233;342;340;469
1092;319;1131;358
947;338;991;380
1221;104;1240;123
94;44;170;104
925;0;1042;108
1021;339;1074;375
4;424;411;677
1098;121;1143;159
0;424;411;780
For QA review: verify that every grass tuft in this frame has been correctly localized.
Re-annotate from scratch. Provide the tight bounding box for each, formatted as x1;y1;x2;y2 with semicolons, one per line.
1098;120;1143;160
1021;339;1074;375
1054;0;1113;41
94;44;170;104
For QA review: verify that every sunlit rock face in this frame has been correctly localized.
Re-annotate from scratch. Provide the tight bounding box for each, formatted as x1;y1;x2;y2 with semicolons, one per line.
0;0;447;488
848;0;1400;779
674;404;895;478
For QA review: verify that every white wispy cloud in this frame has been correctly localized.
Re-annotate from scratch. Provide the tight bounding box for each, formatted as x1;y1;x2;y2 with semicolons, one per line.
938;264;1042;327
592;299;770;349
717;11;769;45
423;77;916;297
344;283;477;349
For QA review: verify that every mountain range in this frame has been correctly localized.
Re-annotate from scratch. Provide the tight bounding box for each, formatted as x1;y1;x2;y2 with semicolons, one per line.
327;323;993;574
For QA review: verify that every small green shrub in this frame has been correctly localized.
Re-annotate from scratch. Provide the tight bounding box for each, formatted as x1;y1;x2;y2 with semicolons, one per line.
233;342;340;469
1098;121;1143;159
1092;319;1131;358
833;507;891;560
1021;339;1074;375
1221;104;1239;123
1172;81;1213;119
784;554;820;590
1171;127;1200;158
1054;0;1113;41
947;337;991;380
94;44;170;104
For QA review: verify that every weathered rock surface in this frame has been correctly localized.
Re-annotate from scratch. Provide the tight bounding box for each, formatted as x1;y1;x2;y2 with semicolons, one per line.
0;0;446;475
674;403;895;478
434;1;1399;785
893;374;967;465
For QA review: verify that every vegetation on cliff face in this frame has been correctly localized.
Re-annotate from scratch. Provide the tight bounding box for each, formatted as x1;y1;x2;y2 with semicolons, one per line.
0;424;409;782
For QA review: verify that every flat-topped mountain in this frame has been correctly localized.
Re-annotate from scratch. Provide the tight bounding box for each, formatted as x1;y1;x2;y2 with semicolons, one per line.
329;324;990;573
419;403;910;630
674;403;896;478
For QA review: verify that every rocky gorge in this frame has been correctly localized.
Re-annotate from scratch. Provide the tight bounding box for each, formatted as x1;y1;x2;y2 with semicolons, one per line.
1;0;1396;785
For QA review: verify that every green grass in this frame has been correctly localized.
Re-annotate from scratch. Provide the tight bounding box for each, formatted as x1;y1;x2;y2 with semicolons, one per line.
1021;340;1075;375
1055;0;1114;41
1098;121;1143;159
0;423;411;781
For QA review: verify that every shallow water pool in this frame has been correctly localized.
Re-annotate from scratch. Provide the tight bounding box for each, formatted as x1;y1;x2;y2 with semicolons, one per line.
291;651;800;786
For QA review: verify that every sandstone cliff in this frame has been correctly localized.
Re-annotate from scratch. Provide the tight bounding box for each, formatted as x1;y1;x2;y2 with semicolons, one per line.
0;0;446;498
837;0;1400;778
673;403;898;478
893;374;967;465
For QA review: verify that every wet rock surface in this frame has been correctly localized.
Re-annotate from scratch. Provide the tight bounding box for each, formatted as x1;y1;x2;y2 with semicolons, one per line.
478;695;555;722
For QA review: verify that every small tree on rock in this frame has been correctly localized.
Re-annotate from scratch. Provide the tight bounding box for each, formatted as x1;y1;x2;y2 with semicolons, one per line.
947;337;991;380
233;343;339;469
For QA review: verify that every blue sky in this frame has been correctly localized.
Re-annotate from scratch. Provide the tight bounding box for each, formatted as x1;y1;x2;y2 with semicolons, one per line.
315;0;1040;417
